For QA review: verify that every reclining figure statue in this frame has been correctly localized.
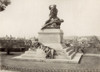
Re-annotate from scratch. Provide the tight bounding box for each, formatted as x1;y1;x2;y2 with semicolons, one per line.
29;39;56;59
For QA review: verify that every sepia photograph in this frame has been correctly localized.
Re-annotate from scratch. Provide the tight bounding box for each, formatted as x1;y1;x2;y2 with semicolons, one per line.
0;0;100;72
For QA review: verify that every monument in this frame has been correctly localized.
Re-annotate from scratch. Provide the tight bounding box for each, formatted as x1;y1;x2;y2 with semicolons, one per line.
13;5;83;63
38;4;64;50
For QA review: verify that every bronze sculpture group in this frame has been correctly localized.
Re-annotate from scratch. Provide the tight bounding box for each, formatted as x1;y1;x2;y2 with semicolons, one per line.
29;39;56;59
41;5;64;30
29;5;64;59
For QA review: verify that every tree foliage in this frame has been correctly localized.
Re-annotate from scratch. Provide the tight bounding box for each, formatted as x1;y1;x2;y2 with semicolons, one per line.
64;36;100;53
0;0;11;12
0;35;32;54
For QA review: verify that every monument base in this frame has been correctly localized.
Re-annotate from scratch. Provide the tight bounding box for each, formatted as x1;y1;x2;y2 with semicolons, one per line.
13;29;83;63
13;49;46;59
38;29;63;46
13;47;83;63
13;52;83;63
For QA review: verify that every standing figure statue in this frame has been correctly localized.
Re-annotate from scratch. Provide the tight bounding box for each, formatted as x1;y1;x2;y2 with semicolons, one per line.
41;4;64;30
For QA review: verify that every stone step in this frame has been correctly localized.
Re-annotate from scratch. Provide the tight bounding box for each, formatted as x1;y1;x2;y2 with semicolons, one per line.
25;51;36;54
21;54;36;57
62;44;67;48
66;49;74;56
22;56;36;58
21;53;46;59
66;47;73;52
70;52;76;59
13;53;83;63
55;55;67;59
67;52;76;59
55;49;66;55
42;43;63;50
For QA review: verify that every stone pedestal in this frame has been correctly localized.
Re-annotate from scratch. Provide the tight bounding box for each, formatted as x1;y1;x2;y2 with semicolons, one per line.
13;48;46;59
38;29;83;61
13;29;83;63
38;29;63;50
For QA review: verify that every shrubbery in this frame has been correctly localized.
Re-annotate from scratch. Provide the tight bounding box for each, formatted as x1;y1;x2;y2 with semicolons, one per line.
0;35;100;54
0;0;11;11
64;36;100;53
0;36;32;54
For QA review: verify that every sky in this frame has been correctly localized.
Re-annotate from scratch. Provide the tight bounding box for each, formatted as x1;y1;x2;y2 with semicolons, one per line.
0;0;100;38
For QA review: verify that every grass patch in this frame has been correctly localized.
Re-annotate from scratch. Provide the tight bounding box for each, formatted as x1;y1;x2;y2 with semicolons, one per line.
0;52;100;72
84;47;100;54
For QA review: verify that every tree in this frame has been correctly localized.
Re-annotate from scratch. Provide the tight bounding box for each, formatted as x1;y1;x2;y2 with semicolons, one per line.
0;35;13;55
0;0;11;12
6;40;13;54
78;38;89;53
88;36;100;48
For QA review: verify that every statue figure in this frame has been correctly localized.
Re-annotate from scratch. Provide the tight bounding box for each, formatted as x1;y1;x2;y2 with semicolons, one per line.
49;4;58;20
29;38;56;59
41;4;64;30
